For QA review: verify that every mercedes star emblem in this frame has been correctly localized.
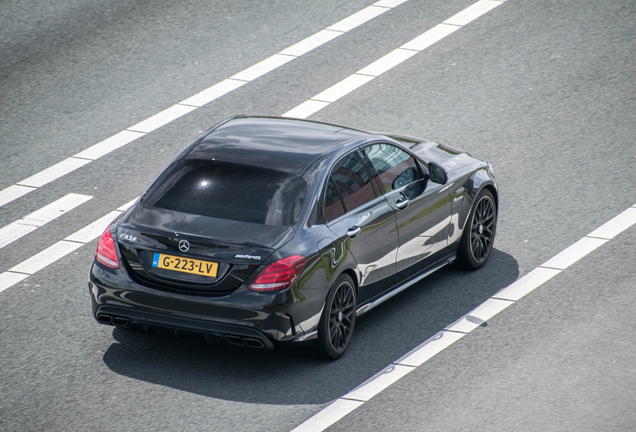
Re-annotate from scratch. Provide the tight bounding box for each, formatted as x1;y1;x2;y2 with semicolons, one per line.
178;240;190;252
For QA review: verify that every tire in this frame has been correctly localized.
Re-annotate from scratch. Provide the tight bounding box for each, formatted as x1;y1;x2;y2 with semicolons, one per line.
316;274;357;360
456;189;497;270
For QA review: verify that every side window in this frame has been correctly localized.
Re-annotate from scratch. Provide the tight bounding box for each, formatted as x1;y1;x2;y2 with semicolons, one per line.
329;151;377;215
324;179;345;222
362;143;423;194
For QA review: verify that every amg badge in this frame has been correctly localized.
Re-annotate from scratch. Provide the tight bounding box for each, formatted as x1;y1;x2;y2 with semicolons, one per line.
235;254;261;260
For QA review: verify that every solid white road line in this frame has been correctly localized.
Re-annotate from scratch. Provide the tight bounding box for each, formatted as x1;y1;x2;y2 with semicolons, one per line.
0;194;93;250
283;1;505;120
0;0;409;209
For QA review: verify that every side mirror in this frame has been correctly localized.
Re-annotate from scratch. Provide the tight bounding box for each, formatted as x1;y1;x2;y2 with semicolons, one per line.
428;162;447;184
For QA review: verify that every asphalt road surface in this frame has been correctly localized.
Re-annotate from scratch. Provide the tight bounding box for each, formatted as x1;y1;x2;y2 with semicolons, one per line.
1;0;635;431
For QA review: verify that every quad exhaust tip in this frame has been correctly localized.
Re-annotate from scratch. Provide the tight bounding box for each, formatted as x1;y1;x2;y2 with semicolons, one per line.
96;314;129;327
97;313;265;348
225;335;265;349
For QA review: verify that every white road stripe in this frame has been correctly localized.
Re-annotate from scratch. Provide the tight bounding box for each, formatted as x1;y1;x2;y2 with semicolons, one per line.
17;158;92;188
0;0;410;209
74;131;146;160
444;298;514;333
401;23;461;51
0;201;130;292
374;0;409;7
283;0;505;120
128;105;198;134
279;30;343;57
493;267;562;302
0;185;36;207
230;54;296;82
396;330;466;367
117;197;139;211
179;79;247;108
290;399;364;432
443;0;503;26
0;272;29;294
282;101;331;120
64;211;122;243
0;194;93;250
540;237;608;270
327;5;390;32
312;75;375;103
293;201;632;432
343;364;415;402
356;48;418;77
10;240;84;275
587;207;636;240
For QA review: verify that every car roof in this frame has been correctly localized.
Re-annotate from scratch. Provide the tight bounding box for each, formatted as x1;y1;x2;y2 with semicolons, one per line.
184;116;371;176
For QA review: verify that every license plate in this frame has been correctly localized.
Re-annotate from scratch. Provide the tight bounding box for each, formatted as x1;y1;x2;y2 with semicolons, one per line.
152;253;218;277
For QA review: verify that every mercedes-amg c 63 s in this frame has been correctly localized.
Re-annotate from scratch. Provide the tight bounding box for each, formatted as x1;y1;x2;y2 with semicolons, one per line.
89;115;497;359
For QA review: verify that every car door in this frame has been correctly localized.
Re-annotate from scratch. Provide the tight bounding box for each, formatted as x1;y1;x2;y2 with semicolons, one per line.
324;150;399;304
361;143;452;278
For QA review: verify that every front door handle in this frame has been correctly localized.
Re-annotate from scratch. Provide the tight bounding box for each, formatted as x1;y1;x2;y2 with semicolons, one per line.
347;226;361;238
395;197;410;210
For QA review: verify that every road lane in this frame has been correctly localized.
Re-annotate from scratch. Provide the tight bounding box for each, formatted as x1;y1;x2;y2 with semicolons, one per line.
0;0;635;430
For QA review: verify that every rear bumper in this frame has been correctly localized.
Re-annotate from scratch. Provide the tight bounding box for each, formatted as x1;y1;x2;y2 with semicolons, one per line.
94;304;275;349
88;261;325;348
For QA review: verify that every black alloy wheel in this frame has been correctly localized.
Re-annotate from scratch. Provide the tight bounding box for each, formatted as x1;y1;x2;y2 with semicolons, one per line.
317;274;357;360
456;189;497;270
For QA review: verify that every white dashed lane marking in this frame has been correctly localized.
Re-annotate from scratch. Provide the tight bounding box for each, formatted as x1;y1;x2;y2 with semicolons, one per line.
283;0;504;120
0;194;93;250
0;0;409;209
0;199;136;294
290;201;636;432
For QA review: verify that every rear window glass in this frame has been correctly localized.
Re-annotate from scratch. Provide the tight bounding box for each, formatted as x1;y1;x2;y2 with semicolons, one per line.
143;160;306;226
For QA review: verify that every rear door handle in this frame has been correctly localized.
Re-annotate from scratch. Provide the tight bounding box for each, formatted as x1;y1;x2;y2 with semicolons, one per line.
396;197;410;210
347;226;361;238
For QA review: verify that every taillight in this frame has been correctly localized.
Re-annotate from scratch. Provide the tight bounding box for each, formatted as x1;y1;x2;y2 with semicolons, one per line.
95;226;120;269
248;255;306;292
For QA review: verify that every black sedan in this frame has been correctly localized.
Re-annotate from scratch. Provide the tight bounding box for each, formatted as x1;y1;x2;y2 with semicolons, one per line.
89;115;498;359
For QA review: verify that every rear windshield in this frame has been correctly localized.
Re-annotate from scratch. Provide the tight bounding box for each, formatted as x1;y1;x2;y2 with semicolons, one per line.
143;160;306;226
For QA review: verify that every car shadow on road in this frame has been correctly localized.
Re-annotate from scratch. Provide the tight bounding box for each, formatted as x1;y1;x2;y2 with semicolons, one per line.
102;248;518;405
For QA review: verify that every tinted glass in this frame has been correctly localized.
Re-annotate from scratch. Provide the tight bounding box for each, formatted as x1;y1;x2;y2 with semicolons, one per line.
362;143;422;194
330;151;377;213
324;179;346;222
144;160;306;226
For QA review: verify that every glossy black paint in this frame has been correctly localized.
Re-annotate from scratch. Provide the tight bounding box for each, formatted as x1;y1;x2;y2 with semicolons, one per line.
89;115;497;351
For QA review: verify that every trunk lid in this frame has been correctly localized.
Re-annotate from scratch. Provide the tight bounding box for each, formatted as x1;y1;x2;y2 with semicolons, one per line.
116;204;295;294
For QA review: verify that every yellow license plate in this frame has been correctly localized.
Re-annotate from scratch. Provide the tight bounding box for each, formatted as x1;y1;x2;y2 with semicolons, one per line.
152;253;218;277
